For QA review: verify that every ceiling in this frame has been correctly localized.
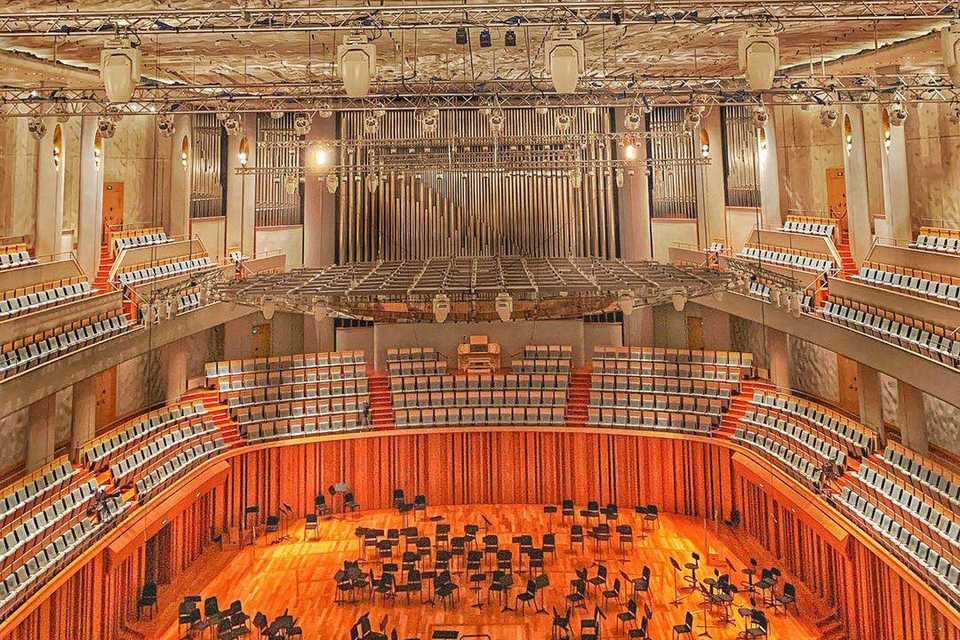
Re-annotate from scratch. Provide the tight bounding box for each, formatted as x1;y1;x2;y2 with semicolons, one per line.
0;1;950;94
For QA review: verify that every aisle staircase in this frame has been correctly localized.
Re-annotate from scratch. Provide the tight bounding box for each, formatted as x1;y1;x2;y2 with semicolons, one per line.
566;369;591;428
835;232;857;278
716;378;776;438
367;371;395;429
180;387;243;447
93;243;114;291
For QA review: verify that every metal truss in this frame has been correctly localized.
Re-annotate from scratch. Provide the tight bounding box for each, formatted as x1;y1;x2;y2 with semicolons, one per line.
2;73;957;118
262;131;681;150
0;2;955;38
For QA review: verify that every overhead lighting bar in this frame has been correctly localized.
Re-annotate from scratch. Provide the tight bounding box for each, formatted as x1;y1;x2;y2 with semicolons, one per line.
0;2;953;37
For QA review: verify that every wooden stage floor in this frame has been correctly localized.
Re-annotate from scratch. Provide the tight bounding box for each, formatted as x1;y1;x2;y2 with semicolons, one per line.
132;505;818;640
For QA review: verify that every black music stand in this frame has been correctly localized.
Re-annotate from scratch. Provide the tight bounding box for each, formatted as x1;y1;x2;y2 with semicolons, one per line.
278;502;293;542
243;504;259;546
670;557;688;607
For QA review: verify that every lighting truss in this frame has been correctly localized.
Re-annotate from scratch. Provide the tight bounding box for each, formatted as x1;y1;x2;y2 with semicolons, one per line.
210;256;738;323
263;131;678;151
0;2;955;38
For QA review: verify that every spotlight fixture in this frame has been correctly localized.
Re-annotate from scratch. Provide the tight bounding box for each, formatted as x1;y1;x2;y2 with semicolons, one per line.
293;112;313;136
887;102;908;127
504;29;517;47
455;27;468;45
624;111;643;131
545;27;584;94
337;34;376;98
433;293;451;323
479;29;492;48
737;26;779;91
683;108;702;131
325;172;340;194
421;112;439;135
362;114;380;135
535;102;549;116
156;113;175;137
269;111;284;120
488;110;506;135
97;115;118;139
495;292;513;322
751;105;769;130
819;108;839;129
222;114;242;136
100;36;142;103
942;25;960;86
949;102;960;125
317;102;334;119
555;112;573;133
27;116;47;140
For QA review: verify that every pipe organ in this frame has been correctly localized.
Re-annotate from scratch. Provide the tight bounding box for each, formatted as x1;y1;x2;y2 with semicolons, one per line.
189;114;224;219
255;113;303;227
334;108;620;263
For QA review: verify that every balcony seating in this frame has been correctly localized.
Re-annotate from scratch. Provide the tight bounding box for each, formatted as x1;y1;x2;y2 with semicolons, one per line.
587;407;715;433
733;428;824;489
510;358;571;374
749;280;771;300
911;227;960;254
133;438;227;500
387;359;448;376
230;397;365;425
853;264;960;305
79;401;206;471
110;419;217;488
0;245;37;271
780;217;837;239
386;347;443;362
593;374;736;397
0;311;134;381
590;391;727;416
390;373;568;393
240;415;360;441
211;365;367;393
177;292;202;315
204;351;366;381
396;406;564;428
750;392;875;457
393;389;567;408
593;346;754;370
221;379;369;409
0;459;77;529
708;242;725;253
117;256;214;287
521;345;573;361
0;279;94;320
881;445;960;511
820;297;960;368
111;229;169;253
741;410;846;470
737;244;834;273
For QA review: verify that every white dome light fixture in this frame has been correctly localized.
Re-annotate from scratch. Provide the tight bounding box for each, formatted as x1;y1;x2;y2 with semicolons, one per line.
337;35;376;98
100;37;142;103
432;293;451;323
495;292;513;322
737;26;779;92
942;25;960;86
545;27;584;94
325;172;340;194
887;102;908;127
623;111;643;131
293;113;313;136
27;116;47;140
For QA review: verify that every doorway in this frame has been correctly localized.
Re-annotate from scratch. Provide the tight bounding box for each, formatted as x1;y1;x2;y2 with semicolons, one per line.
251;323;272;359
825;168;847;234
102;182;124;244
95;366;117;428
686;316;705;351
837;354;860;416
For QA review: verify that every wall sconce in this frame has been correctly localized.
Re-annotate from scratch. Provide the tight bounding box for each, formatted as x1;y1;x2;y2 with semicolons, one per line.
881;108;892;151
622;141;638;162
52;124;63;170
180;135;190;168
237;136;250;167
314;145;332;168
699;129;711;159
843;114;853;156
93;131;103;170
757;127;768;153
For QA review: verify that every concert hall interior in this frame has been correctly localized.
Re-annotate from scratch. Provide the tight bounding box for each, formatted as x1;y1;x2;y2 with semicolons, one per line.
3;2;960;639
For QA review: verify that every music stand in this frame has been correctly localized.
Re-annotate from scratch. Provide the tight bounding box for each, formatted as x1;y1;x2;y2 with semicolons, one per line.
543;505;557;531
329;482;352;514
243;505;259;546
697;607;713;638
278;502;293;542
669;557;688;607
533;574;550;615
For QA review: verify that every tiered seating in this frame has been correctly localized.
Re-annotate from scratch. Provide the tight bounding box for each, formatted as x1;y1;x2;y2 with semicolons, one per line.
0;278;94;320
820;296;960;368
911;227;960;254
113;417;218;489
0;460;78;530
521;345;573;360
854;263;960;305
133;436;227;501
386;347;448;377
738;244;834;273
593;347;754;377
749;392;876;458
0;311;134;381
110;228;169;253
881;444;960;513
177;291;202;314
0;245;36;271
748;280;770;300
205;351;366;390
117;255;214;287
592;374;738;397
837;460;960;603
780;215;837;239
733;428;825;488
221;379;368;409
79;401;207;472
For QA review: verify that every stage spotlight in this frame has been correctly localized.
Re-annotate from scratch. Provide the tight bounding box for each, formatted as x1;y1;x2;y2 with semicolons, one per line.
337;35;376;98
433;293;451;323
293;112;313;136
888;102;908;127
489;110;506;135
942;25;960;86
819;108;839;129
222;114;242;136
545;27;584;94
554;112;572;132
495;292;513;322
27;116;47;140
325;173;340;194
624;111;643;131
504;30;517;47
317;102;334;119
100;37;142;103
737;27;779;91
456;27;468;45
751;105;769;130
97;116;118;139
156;114;175;138
479;29;492;48
362;114;380;135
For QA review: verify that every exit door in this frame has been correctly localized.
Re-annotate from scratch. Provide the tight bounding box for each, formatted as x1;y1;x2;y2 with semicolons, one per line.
102;182;124;244
252;324;272;359
826;168;848;234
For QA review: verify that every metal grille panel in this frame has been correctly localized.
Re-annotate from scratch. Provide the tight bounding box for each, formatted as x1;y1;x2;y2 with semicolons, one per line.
256;113;303;227
721;106;762;209
648;107;699;220
190;113;224;219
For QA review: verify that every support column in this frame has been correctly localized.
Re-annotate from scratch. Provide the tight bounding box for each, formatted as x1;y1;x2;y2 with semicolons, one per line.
766;328;790;389
226;114;257;257
304;312;336;353
856;362;885;445
897;381;929;455
71;376;97;452
168;115;193;238
34;119;65;258
164;339;189;403
77;117;105;277
26;396;56;471
303;115;337;268
758;109;782;229
880;105;912;243
842;106;873;263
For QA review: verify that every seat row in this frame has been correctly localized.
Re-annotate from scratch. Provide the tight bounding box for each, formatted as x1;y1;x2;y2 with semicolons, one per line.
838;487;960;603
748;280;771;300
387;360;448;377
781;219;836;238
221;379;369;408
205;351;366;378
592;374;736;399
0;313;134;381
591;360;744;382
177;292;202;314
390;373;568;393
81;401;206;470
111;420;217;487
239;415;363;442
113;230;169;253
134;438;226;500
741;410;846;470
522;345;573;360
386;347;443;362
230;398;366;424
733;428;824;488
592;346;754;368
587;408;716;433
0;247;36;271
117;257;214;286
395;406;565;428
912;233;960;254
738;245;834;273
510;358;571;374
883;447;960;510
0;281;93;320
392;389;567;409
854;265;960;305
211;365;367;392
750;392;875;456
820;299;960;368
0;460;76;529
589;391;727;416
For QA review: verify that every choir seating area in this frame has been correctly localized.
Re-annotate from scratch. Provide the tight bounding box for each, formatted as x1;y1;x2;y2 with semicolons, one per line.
737;243;835;273
112;239;216;289
779;214;840;242
0;245;36;271
911;227;960;254
107;227;170;255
